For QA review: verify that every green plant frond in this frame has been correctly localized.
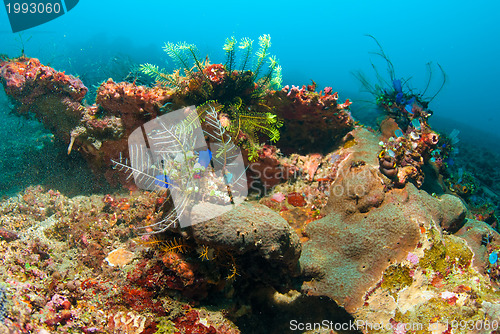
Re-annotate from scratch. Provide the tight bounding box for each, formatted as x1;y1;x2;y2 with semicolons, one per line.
161;238;190;254
237;110;282;143
268;55;278;68
140;63;178;87
257;57;281;91
178;108;204;135
140;63;159;76
162;41;207;80
224;36;237;73
238;37;254;72
239;37;253;50
163;42;194;71
256;34;271;57
253;34;271;79
270;64;283;89
223;36;237;52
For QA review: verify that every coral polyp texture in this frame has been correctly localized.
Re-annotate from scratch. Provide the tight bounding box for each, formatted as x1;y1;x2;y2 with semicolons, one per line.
1;35;500;334
267;84;353;154
0;56;86;141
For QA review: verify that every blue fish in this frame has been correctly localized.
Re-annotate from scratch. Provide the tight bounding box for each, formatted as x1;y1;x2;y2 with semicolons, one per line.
394;129;404;138
411;118;421;130
198;149;212;168
155;174;172;188
224;172;233;184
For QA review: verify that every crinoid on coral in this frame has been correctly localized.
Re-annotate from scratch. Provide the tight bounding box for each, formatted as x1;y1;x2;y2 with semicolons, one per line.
139;35;283;157
353;35;446;132
111;105;248;234
141;35;282;103
353;36;452;189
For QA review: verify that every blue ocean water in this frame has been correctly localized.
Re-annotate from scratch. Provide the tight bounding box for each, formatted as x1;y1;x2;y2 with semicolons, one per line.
1;0;499;129
0;0;499;195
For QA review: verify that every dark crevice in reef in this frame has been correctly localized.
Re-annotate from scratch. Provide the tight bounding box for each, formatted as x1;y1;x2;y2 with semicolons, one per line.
232;285;361;334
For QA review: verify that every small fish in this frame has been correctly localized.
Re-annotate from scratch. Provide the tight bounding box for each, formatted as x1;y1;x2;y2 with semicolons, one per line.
411;118;421;130
155;174;172;188
198;149;212;168
405;104;414;114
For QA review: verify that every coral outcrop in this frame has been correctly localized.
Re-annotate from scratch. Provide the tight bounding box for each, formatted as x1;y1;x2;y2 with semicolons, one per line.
299;128;468;313
190;202;301;283
0;55;353;190
268;85;354;154
0;57;86;142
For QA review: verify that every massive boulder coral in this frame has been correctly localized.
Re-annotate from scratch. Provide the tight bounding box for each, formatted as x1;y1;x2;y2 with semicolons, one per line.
299;128;468;313
456;219;500;277
189;202;301;285
353;225;500;333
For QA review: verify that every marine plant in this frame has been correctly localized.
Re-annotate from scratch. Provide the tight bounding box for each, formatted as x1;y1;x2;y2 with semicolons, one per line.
140;35;284;157
353;35;447;131
355;36;453;188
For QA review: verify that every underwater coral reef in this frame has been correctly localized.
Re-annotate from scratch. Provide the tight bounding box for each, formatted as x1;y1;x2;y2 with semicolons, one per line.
0;36;499;334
